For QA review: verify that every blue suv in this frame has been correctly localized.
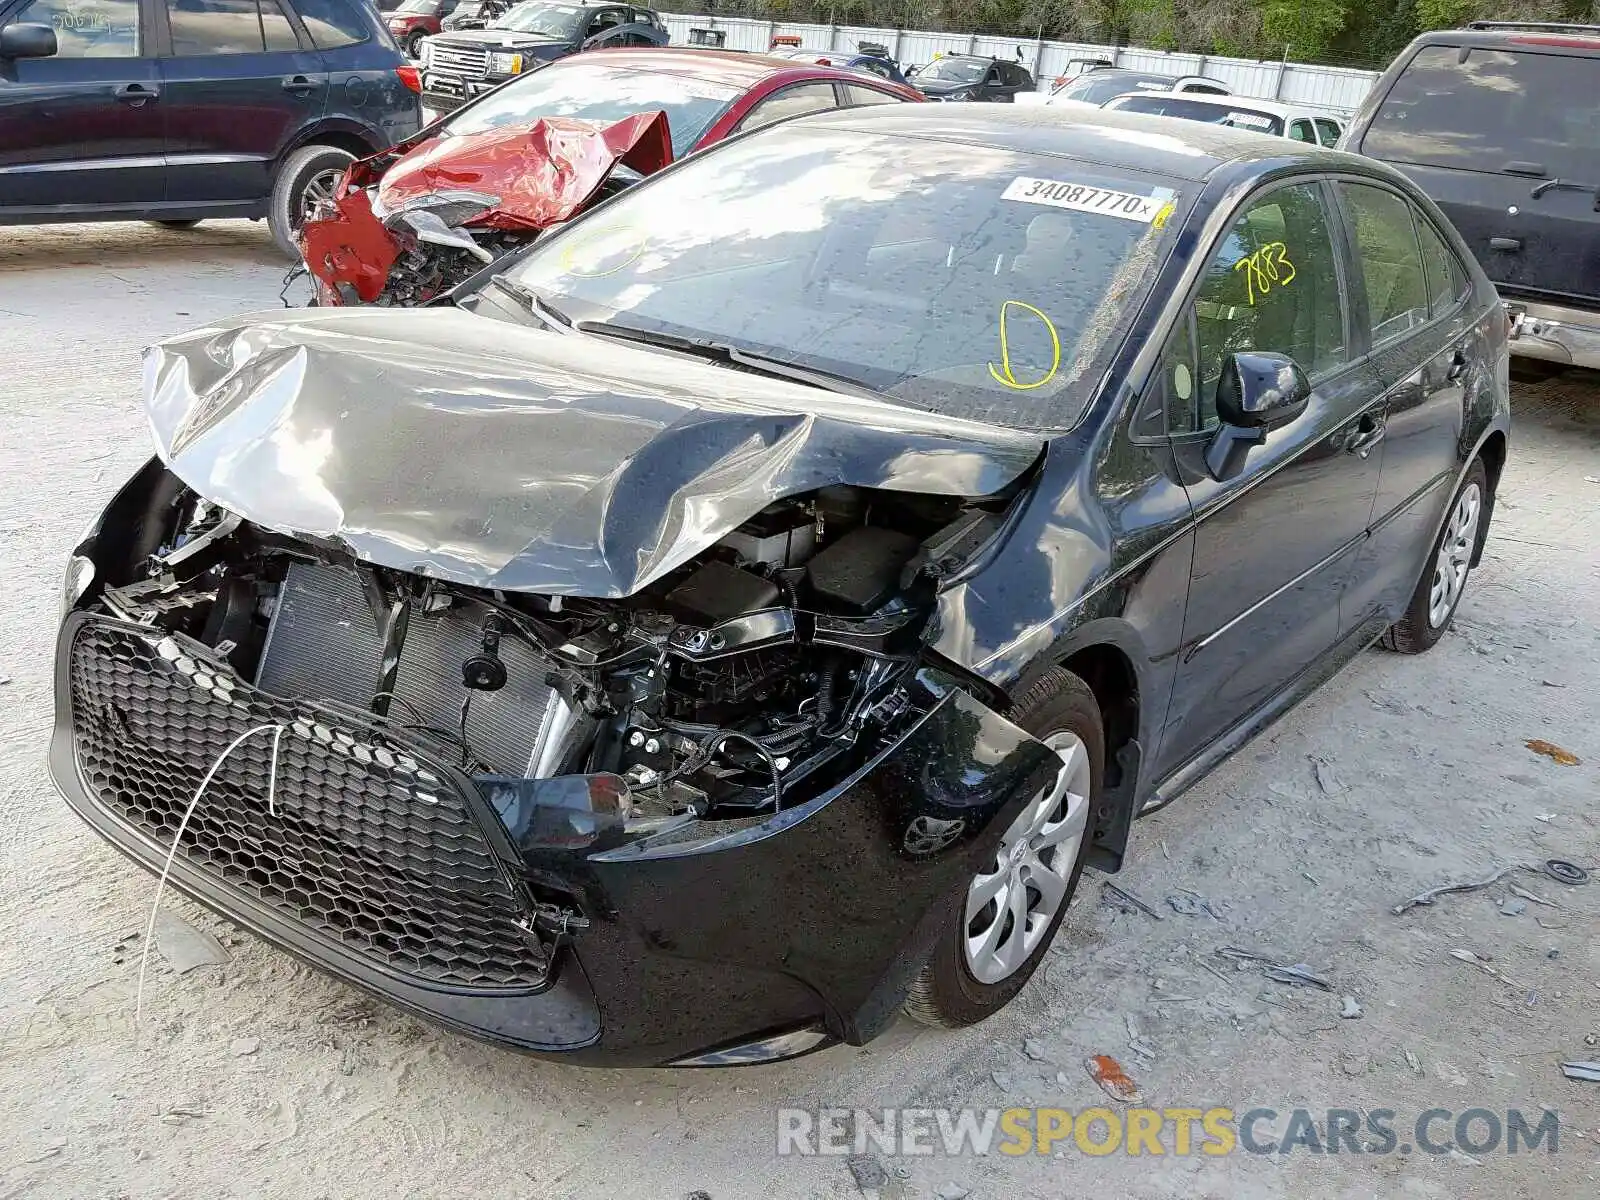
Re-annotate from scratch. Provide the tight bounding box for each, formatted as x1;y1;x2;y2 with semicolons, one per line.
0;0;422;255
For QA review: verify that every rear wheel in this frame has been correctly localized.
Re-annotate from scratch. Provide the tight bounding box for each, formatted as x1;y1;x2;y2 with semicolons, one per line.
1380;457;1488;654
904;667;1102;1028
406;30;426;57
267;144;356;260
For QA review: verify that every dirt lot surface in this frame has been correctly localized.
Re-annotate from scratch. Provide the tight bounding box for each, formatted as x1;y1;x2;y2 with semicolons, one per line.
0;222;1596;1200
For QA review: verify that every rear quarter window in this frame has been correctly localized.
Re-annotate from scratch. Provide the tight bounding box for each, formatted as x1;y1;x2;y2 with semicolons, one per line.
290;0;370;48
1363;43;1600;177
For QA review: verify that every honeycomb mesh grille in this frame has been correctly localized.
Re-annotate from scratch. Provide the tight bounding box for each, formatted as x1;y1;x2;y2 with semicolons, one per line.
68;618;548;990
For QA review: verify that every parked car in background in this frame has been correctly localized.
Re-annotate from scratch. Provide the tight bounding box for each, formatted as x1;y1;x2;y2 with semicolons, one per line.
0;0;422;256
303;49;921;302
1048;55;1113;90
909;54;1033;101
387;0;459;56
1343;20;1600;373
1105;93;1343;145
1048;68;1229;107
440;0;512;32
765;47;909;86
58;103;1507;1067
418;0;667;107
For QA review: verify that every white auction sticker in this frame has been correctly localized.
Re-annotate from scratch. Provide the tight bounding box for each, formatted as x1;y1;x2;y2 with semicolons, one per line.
1226;111;1274;129
1002;177;1175;223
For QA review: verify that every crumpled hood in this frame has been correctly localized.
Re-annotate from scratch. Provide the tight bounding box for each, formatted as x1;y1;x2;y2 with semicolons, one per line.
376;111;672;232
141;308;1044;597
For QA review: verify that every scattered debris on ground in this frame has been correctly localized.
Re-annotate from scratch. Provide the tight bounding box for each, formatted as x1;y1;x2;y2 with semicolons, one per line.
1100;881;1161;920
1524;738;1581;765
1085;1055;1142;1103
1216;946;1333;990
151;908;230;974
1559;1062;1600;1083
1340;996;1363;1019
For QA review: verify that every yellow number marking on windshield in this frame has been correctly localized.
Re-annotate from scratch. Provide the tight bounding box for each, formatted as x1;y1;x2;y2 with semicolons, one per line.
558;224;647;278
987;300;1061;391
1232;241;1297;305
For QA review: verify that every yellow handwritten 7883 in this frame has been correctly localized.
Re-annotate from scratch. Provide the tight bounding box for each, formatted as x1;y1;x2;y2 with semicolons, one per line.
1232;242;1296;305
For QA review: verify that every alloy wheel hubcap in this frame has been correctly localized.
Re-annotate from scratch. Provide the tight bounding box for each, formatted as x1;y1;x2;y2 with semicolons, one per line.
1428;482;1481;628
297;167;346;225
962;729;1091;985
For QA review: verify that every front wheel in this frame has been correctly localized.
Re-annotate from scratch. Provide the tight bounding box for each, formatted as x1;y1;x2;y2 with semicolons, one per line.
1380;457;1489;654
406;30;426;57
267;144;356;260
904;667;1103;1028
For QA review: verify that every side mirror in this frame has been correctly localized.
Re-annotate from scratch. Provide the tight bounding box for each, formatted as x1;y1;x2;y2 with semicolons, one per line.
0;22;58;59
1204;351;1311;481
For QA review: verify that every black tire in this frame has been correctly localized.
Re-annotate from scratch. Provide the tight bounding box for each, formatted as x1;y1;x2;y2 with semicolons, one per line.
1380;457;1489;654
904;666;1104;1028
406;31;426;57
149;219;202;230
267;144;356;260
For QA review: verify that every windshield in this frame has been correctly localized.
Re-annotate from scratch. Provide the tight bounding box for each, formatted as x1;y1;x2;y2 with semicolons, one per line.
442;63;739;158
919;58;988;83
496;127;1184;431
1111;95;1285;136
491;3;584;36
1364;44;1600;177
395;0;438;12
1054;73;1166;105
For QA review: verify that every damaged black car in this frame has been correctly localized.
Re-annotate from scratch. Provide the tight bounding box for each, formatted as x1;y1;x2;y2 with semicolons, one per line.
53;104;1509;1066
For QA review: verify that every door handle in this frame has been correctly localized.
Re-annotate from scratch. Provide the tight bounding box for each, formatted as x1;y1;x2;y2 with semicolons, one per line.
282;75;319;94
1346;414;1386;459
1445;350;1468;382
1488;237;1521;252
113;82;159;104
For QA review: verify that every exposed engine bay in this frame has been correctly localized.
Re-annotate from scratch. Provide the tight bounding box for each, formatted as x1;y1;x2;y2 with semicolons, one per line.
90;479;1011;823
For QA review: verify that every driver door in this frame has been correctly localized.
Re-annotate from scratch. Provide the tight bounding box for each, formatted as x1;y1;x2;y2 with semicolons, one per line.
1152;179;1386;777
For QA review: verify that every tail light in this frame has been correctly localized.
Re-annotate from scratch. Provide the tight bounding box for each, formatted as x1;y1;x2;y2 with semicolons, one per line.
395;65;422;93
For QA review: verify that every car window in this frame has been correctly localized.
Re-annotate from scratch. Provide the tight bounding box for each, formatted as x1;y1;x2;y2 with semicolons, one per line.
290;0;368;48
1055;73;1163;105
166;0;298;53
1288;118;1316;143
6;0;139;55
1183;82;1228;95
1363;44;1600;178
1110;95;1284;136
842;83;899;108
1338;183;1431;345
586;8;625;36
1314;118;1341;148
1186;182;1348;430
1414;212;1470;317
735;82;838;132
506;126;1188;432
855;60;890;78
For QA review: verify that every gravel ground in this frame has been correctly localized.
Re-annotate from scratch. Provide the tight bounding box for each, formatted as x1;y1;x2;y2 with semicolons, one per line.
0;221;1596;1200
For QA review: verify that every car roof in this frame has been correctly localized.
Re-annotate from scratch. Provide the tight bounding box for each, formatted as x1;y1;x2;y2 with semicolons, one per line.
564;47;886;87
1412;22;1600;54
795;102;1348;181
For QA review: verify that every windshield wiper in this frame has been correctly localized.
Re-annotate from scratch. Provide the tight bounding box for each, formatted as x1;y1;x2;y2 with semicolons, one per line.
573;319;893;401
483;276;573;331
1528;177;1600;210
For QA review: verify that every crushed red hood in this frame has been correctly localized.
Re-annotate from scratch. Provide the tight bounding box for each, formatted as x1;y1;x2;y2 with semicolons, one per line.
296;111;673;302
374;110;673;231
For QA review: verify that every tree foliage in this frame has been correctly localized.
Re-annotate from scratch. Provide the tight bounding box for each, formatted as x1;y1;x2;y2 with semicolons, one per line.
689;0;1600;67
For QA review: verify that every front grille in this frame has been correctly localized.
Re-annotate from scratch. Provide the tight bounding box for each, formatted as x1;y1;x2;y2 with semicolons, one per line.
427;44;490;79
68;618;548;990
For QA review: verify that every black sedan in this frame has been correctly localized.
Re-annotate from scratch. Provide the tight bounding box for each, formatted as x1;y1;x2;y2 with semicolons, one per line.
53;105;1508;1066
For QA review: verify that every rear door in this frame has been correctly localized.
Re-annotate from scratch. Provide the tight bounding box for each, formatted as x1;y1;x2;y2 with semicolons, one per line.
155;0;326;204
1336;180;1481;627
1355;41;1600;307
0;0;165;211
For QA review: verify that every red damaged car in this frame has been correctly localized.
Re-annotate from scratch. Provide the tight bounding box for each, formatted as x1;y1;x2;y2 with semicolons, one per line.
295;49;922;306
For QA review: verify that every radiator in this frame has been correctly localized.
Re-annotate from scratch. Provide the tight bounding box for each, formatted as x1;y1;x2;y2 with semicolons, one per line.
256;563;561;777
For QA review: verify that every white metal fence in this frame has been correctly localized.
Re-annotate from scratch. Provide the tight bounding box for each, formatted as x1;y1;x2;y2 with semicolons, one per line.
658;13;1379;115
